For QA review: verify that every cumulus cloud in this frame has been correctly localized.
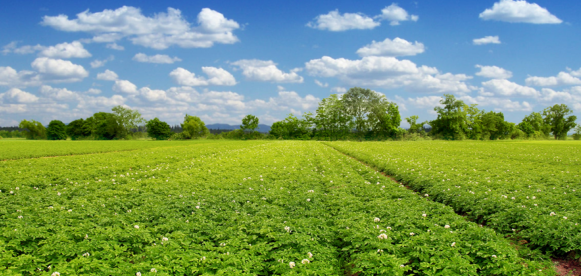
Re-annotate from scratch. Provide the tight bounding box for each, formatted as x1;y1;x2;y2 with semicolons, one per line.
39;41;91;58
169;67;236;86
331;87;347;93
133;53;182;64
307;10;380;31
568;67;581;77
106;43;124;50
90;55;114;68
479;0;562;24
31;57;89;82
356;37;425;57
475;65;513;79
461;95;533;112
96;69;119;81
473;36;501;45
113;80;138;94
231;59;303;83
480;79;540;97
0;66;41;87
305;56;473;93
2;41;44;55
41;7;240;49
525;72;581;86
376;3;418;26
0;88;39;103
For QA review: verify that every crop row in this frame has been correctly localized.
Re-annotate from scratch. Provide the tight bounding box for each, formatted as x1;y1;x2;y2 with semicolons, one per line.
324;140;581;256
0;140;222;160
1;141;554;275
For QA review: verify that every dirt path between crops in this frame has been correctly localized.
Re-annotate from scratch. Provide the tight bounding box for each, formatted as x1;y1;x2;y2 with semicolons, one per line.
322;142;580;276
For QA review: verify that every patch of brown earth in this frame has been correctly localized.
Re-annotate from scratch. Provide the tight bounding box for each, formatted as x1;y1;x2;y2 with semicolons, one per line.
554;258;581;276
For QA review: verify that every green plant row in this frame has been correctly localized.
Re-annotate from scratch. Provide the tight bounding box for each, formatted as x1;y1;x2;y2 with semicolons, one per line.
0;141;554;275
324;140;581;257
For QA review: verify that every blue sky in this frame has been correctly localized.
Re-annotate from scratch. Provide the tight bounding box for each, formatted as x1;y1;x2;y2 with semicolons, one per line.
1;0;580;127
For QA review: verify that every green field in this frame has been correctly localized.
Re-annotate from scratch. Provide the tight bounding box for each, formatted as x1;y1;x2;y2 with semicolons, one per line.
3;140;579;275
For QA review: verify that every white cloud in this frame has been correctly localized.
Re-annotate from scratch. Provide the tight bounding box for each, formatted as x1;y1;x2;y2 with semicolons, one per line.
41;7;240;49
479;0;562;24
307;10;380;31
0;66;41;87
356;37;425;57
133;53;182;64
90;55;114;68
85;88;101;95
568;67;581;77
461;95;533;112
305;56;473;93
140;87;169;102
377;3;418;26
39;41;91;58
106;43;124;50
231;59;303;83
96;69;119;81
2;41;44;55
40;85;81;101
480;79;540;97
537;87;581;105
31;57;89;82
169;67;236;86
331;87;347;93
0;88;39;103
314;80;328;87
475;65;513;79
113;80;138;94
473;36;501;45
525;72;581;86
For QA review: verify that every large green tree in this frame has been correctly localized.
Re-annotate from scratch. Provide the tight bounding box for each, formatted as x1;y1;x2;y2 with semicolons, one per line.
314;94;352;140
146;118;173;140
181;115;209;139
429;94;468;140
18;119;46;140
47;120;67;140
269;113;312;139
342;87;401;138
517;112;550;138
66;118;92;140
542;104;577;140
240;114;259;132
112;105;145;138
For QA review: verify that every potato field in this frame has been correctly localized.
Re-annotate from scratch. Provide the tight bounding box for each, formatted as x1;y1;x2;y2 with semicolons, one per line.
1;140;579;275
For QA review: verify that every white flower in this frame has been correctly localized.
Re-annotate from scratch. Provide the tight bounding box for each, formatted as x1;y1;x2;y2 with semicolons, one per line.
200;256;206;261
378;233;388;239
422;214;427;217
491;255;497;258
387;227;392;230
162;237;169;243
57;192;61;196
136;272;141;276
134;225;139;229
284;226;291;233
400;265;405;268
308;252;313;258
410;232;415;236
51;272;60;276
68;209;72;212
307;198;311;202
18;215;23;219
83;252;90;257
550;212;556;216
444;225;450;229
308;190;314;193
196;206;200;209
302;259;310;264
563;216;568;220
374;217;380;222
150;268;157;273
451;242;456;247
289;262;296;268
85;234;88;239
127;209;131;213
424;194;429;197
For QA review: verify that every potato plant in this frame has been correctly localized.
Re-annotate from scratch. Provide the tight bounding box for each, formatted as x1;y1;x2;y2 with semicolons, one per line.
0;141;555;275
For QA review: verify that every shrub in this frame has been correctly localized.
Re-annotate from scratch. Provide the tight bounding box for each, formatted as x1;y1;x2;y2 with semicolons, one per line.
47;120;67;140
146;118;173;140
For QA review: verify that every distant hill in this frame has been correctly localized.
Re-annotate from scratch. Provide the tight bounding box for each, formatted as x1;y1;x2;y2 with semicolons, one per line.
205;124;271;133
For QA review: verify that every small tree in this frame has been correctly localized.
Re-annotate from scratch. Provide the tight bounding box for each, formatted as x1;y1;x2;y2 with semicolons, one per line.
47;120;67;140
573;125;581;140
542;104;577;140
18;119;46;140
181;114;209;139
146;118;173;140
240;115;259;132
67;118;92;140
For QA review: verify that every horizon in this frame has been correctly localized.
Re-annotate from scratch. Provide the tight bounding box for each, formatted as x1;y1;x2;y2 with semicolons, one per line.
1;0;581;128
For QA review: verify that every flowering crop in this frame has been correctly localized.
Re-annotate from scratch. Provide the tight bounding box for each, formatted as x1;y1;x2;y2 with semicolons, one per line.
325;140;581;256
0;141;555;275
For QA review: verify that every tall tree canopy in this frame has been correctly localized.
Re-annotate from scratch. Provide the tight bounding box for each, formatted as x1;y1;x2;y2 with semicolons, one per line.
542;104;577;140
240;115;259;132
429;94;468;140
181;115;209;139
146;118;173;140
112;105;145;138
47;120;67;140
18;119;46;140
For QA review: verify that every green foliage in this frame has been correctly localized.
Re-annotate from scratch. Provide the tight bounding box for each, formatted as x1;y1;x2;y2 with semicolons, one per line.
146;118;173;140
240;114;259;131
93;112;124;140
181;114;209;139
18;119;46;140
47;120;67;140
0;141;557;275
112;105;145;138
0;130;25;138
543;104;577;140
269;113;312;139
327;140;581;257
341;87;401;138
429;94;468;140
66;118;91;140
314;94;352;140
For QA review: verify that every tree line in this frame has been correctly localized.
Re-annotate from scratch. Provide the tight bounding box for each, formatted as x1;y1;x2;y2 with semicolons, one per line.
5;87;580;141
